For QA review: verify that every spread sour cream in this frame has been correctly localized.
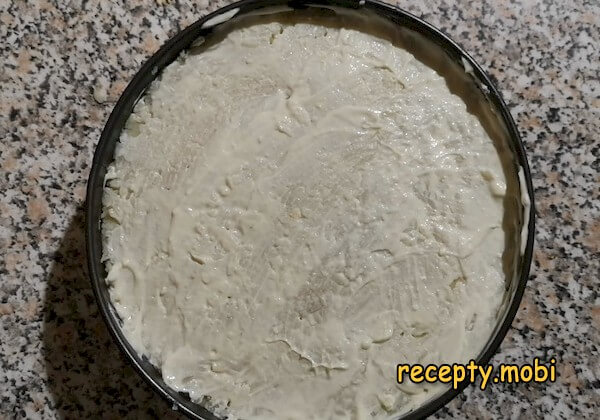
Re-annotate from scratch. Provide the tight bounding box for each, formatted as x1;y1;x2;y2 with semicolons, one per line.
103;13;511;420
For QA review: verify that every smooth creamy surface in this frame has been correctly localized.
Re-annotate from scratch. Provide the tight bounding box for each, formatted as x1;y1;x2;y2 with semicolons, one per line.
103;16;510;420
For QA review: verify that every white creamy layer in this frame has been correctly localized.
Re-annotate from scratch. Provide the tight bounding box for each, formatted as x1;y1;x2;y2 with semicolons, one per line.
103;18;509;420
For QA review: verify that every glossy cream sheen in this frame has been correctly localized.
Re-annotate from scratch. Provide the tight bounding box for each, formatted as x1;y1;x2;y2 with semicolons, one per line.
102;20;508;419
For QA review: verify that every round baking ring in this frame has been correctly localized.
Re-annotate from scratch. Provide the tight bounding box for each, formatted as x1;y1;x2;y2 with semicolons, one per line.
86;1;536;418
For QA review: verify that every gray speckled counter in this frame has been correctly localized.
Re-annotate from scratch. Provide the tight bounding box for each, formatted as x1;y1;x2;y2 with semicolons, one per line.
1;0;598;418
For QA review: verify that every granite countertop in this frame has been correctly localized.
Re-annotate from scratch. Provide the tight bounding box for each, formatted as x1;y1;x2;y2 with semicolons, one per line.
1;0;598;418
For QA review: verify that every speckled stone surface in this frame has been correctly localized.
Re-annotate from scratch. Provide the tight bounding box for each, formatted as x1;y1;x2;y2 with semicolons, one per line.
1;0;598;418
